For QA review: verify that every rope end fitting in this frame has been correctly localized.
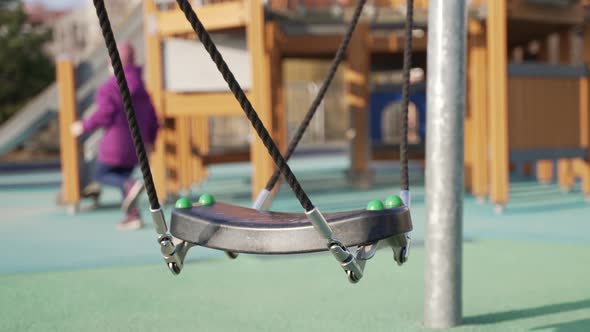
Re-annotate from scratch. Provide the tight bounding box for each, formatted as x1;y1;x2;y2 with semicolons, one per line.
400;190;411;208
150;207;167;235
252;189;271;211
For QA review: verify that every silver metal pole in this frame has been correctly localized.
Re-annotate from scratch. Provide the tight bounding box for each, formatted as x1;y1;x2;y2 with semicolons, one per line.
424;0;466;328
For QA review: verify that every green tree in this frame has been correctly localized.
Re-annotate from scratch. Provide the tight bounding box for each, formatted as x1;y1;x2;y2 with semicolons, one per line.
0;0;54;124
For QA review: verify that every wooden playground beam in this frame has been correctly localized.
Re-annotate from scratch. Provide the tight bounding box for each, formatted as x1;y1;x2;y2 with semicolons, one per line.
156;1;247;36
581;24;590;198
164;92;249;117
346;23;372;189
278;33;343;58
487;0;509;209
368;33;427;53
506;0;584;25
190;117;210;184
57;57;81;213
144;0;168;201
534;35;554;185
248;1;285;199
580;76;590;198
467;22;489;200
277;30;427;58
557;29;576;192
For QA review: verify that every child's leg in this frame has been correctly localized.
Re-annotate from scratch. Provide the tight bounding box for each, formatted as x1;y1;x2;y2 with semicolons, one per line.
94;162;143;230
94;162;134;196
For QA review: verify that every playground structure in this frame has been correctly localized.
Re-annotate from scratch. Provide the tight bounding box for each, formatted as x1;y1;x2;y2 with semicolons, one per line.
55;0;590;212
465;0;590;211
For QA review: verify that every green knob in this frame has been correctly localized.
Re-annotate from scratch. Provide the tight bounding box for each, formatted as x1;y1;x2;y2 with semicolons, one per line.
367;200;384;211
384;195;404;209
198;193;216;206
175;197;193;209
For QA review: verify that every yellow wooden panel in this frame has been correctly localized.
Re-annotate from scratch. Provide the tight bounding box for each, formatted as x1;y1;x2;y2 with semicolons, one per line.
508;78;580;149
157;1;247;36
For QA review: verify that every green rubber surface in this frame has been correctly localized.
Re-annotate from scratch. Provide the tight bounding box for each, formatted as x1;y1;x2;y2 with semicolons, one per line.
1;241;589;332
1;155;590;331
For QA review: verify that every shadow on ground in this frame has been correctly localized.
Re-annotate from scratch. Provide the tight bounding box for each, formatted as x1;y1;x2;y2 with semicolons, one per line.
464;298;590;326
532;318;590;332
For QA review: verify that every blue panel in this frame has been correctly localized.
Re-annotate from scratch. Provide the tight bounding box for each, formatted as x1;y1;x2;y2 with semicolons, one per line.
369;87;427;143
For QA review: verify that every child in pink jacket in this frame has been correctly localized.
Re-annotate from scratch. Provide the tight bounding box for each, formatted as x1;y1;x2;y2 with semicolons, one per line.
72;43;159;230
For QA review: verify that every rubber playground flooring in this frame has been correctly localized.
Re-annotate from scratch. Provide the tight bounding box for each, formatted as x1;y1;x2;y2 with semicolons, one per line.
1;155;590;331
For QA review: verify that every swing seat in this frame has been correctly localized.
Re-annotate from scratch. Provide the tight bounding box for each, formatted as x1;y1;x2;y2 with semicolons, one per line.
170;202;413;254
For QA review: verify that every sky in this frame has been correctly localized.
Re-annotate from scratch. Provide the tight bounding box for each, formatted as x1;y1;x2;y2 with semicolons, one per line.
24;0;83;10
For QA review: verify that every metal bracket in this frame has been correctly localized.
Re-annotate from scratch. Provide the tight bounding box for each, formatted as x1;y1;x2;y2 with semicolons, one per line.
151;207;195;275
329;240;364;283
159;234;195;275
386;234;410;265
306;208;365;283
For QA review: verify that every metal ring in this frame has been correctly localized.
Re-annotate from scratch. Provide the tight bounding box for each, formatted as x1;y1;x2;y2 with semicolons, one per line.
168;262;181;275
347;270;361;284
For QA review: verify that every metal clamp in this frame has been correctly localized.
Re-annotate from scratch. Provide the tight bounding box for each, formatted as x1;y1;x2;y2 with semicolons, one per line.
159;234;195;275
306;207;364;283
151;207;195;275
394;190;412;265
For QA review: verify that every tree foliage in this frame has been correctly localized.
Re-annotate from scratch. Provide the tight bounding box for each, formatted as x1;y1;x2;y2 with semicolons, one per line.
0;0;54;123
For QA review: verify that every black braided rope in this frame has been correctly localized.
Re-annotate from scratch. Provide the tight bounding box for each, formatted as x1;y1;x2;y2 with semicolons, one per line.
175;0;314;211
400;0;414;191
264;0;367;192
92;0;160;210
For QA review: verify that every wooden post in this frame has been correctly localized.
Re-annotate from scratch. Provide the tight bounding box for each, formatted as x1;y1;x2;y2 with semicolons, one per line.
191;116;210;184
487;0;509;210
346;23;372;189
467;22;489;201
464;105;472;191
557;29;576;192
522;162;533;177
177;115;191;194
57;57;81;214
247;3;285;200
536;35;554;185
559;29;573;64
268;23;287;161
536;160;554;184
164;118;181;194
143;0;167;202
581;25;590;199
